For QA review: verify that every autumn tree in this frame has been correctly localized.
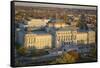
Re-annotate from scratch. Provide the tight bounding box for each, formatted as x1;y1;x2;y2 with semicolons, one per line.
50;51;79;64
18;47;28;56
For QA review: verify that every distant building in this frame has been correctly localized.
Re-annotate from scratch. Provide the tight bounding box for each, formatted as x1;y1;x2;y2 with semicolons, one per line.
27;19;49;27
71;17;79;26
47;22;68;28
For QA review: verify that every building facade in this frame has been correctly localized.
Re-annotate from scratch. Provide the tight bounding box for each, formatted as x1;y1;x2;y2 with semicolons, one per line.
27;19;49;27
55;28;95;47
88;31;95;44
18;19;96;49
56;30;72;47
24;33;52;49
76;32;88;44
47;22;67;28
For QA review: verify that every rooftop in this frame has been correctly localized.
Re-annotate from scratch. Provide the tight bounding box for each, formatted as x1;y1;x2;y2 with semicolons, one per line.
77;29;94;32
48;18;64;23
56;26;77;31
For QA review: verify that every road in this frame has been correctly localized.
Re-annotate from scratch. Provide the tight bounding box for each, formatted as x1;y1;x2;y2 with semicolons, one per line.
16;51;62;65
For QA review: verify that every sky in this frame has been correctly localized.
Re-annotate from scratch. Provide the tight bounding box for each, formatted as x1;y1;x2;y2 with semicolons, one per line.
14;1;96;10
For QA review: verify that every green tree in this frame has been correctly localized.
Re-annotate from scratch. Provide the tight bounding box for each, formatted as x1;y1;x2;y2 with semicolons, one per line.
91;48;97;58
15;42;21;49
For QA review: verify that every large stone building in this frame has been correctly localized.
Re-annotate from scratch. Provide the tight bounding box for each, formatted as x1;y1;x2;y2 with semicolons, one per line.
55;28;95;47
76;32;88;44
24;31;52;49
56;28;73;46
16;18;96;49
55;28;77;47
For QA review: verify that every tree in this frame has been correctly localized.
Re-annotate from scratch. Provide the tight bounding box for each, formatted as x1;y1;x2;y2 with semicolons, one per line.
15;43;21;50
67;50;79;60
76;14;88;30
90;48;97;58
50;51;79;64
18;47;28;56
